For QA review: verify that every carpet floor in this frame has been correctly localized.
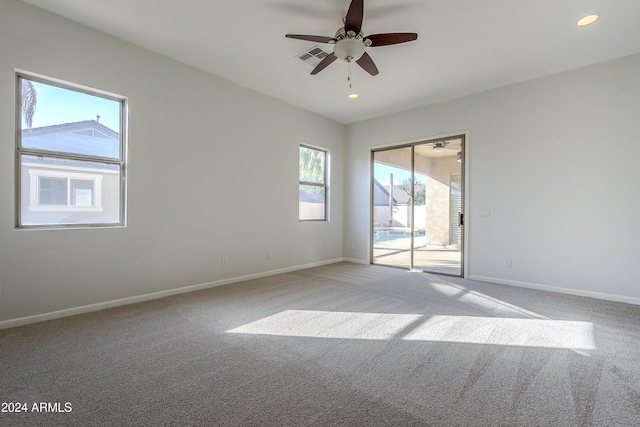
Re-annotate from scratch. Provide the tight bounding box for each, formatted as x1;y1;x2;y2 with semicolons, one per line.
1;262;639;426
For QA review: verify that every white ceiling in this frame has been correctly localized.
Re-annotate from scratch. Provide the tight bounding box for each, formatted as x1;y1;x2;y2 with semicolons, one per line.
20;0;640;124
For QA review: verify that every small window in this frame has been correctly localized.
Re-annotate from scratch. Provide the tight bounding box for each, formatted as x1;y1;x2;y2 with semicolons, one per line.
16;74;126;228
299;145;328;221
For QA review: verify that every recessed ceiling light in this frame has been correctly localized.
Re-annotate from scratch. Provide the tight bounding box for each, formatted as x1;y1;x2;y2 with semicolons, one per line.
577;14;599;26
348;93;358;99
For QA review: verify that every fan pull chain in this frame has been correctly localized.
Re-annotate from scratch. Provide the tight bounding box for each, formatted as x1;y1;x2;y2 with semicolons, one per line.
346;59;358;99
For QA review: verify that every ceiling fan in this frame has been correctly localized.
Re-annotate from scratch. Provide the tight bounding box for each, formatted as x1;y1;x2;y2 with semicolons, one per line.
432;139;461;152
285;0;418;76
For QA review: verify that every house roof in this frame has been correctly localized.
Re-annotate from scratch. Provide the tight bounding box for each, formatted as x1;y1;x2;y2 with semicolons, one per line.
22;120;120;159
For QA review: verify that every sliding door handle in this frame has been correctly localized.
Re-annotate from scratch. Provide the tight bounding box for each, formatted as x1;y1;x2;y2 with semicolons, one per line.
458;212;464;227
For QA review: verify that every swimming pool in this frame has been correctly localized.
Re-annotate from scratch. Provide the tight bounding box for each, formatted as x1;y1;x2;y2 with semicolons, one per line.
373;228;425;243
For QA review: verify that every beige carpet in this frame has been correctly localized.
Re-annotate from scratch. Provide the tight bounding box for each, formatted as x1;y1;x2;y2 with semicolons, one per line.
1;262;639;426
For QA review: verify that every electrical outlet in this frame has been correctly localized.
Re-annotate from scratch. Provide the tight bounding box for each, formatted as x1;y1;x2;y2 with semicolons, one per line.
221;257;228;267
351;243;356;251
506;258;512;267
266;252;270;260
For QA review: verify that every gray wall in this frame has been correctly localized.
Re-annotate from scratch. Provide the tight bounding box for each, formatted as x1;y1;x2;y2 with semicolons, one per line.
345;53;640;304
0;0;344;324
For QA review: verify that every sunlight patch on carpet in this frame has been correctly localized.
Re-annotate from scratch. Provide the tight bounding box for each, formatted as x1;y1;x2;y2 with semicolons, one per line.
401;315;594;350
226;310;595;350
227;310;422;340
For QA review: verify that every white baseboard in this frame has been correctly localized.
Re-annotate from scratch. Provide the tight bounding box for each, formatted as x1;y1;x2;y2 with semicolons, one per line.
0;258;346;330
341;257;369;265
469;275;640;306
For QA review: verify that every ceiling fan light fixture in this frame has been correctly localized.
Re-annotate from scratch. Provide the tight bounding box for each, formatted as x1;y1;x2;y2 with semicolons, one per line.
334;38;366;62
433;142;445;152
577;14;599;26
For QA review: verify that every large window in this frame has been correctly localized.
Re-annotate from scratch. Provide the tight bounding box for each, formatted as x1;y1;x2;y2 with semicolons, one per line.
16;74;126;228
299;144;328;221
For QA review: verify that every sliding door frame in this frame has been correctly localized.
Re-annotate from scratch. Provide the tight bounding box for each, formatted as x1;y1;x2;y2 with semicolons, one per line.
369;131;468;278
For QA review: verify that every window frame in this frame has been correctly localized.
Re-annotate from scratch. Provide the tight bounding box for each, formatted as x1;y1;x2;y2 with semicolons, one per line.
15;72;127;229
298;144;329;222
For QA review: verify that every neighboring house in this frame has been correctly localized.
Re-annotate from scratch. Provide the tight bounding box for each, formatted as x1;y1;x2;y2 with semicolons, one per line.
372;179;403;207
373;179;407;228
20;120;121;225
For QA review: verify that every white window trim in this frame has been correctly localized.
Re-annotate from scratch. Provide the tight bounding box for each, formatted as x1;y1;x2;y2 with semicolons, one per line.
28;168;103;212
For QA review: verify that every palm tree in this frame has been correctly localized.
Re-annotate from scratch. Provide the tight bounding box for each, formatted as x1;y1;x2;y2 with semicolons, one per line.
21;79;37;129
299;146;325;183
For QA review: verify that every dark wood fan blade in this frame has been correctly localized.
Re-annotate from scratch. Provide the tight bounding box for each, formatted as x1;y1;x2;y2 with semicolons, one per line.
344;0;364;34
356;52;379;76
311;53;338;75
285;34;336;44
365;33;418;46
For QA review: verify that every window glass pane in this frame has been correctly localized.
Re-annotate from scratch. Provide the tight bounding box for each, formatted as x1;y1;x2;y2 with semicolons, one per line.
299;184;326;220
39;177;67;205
71;179;94;206
20;154;120;226
20;78;121;159
299;146;325;184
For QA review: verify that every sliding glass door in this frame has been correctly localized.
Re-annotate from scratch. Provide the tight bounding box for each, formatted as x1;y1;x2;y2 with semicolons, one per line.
372;136;465;276
372;146;412;269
